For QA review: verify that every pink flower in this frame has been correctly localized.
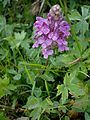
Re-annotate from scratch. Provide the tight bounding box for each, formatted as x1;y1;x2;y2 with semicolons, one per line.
32;5;70;59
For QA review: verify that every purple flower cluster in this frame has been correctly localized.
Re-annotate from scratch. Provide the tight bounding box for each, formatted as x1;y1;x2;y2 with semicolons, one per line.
32;5;70;59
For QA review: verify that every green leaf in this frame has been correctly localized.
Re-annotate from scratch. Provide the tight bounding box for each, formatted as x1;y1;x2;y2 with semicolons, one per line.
58;105;67;113
57;84;64;96
64;73;70;86
0;48;9;60
64;71;78;85
85;112;90;120
21;40;30;50
30;107;41;120
9;31;26;49
68;10;82;20
34;88;42;97
69;0;76;10
8;68;17;75
2;0;10;7
0;76;16;98
65;116;70;120
57;84;68;104
24;96;42;110
27;48;41;60
0;77;9;98
70;73;78;83
61;54;74;65
76;21;89;35
0;112;9;120
14;30;26;42
68;84;85;97
72;94;89;112
82;48;90;59
7;84;17;91
13;74;21;80
46;97;53;106
81;6;90;20
4;24;13;36
41;99;52;110
40;73;55;82
0;15;6;32
62;87;68;104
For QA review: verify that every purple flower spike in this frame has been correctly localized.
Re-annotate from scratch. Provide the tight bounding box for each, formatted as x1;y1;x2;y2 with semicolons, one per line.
32;4;70;59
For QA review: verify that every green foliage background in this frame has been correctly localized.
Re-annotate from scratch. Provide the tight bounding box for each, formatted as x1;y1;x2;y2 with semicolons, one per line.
0;0;90;120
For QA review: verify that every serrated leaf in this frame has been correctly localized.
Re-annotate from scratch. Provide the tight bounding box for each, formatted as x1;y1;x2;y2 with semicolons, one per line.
81;6;90;20
68;84;85;97
14;30;26;41
27;48;41;59
68;10;81;20
69;70;78;83
76;21;89;35
10;31;27;49
50;55;65;68
40;98;53;115
40;74;55;82
21;40;30;50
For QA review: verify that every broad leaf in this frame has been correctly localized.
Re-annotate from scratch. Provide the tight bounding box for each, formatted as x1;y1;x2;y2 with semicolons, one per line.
24;96;42;110
68;84;85;97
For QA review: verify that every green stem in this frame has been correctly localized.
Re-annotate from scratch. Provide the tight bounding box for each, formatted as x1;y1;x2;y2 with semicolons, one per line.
45;80;49;96
59;0;64;11
16;47;34;85
71;26;82;56
63;0;71;24
31;81;36;96
24;62;34;85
